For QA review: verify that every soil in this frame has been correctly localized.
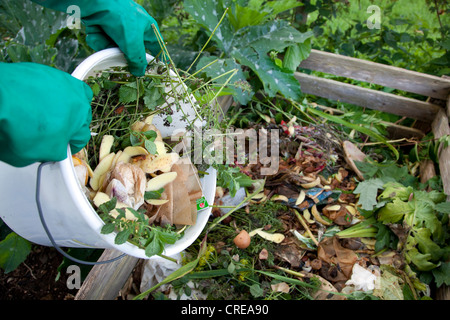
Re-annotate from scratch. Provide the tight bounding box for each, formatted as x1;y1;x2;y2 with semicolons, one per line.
0;245;78;300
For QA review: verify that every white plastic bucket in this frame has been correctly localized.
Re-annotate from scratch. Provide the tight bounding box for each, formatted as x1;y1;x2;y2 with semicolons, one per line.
0;48;215;259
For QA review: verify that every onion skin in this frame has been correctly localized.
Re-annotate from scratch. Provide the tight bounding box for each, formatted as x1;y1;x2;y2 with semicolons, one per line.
234;230;251;249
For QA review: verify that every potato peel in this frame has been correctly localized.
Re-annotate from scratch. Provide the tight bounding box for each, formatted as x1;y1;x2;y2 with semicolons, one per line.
300;177;321;189
90;152;115;191
311;204;332;226
249;228;285;243
99;135;114;163
146;171;178;191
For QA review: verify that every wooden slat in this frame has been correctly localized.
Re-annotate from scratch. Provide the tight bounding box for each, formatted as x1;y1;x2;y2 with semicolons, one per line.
432;108;450;201
432;98;450;301
294;72;441;122
300;50;450;100
74;249;139;300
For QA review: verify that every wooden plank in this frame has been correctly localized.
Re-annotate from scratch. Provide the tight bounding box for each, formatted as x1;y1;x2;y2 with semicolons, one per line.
432;107;450;201
294;72;441;122
432;99;450;301
313;104;425;139
300;50;450;100
74;249;139;300
217;94;234;115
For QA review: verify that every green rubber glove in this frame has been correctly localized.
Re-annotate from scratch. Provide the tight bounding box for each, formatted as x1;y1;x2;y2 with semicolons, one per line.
0;62;93;167
32;0;164;76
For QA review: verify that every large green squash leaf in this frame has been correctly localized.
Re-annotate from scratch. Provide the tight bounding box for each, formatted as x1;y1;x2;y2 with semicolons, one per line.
183;0;234;53
185;0;313;102
235;20;313;53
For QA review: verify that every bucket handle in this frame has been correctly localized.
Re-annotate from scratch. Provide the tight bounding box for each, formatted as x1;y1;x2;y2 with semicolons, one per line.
36;162;126;265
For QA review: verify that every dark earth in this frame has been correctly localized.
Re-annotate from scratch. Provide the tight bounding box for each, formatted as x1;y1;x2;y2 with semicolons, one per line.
0;245;78;300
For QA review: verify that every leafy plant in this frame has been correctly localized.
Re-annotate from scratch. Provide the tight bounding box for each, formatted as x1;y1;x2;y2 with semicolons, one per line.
309;0;449;77
98;197;181;257
338;160;450;290
214;164;254;197
183;0;314;104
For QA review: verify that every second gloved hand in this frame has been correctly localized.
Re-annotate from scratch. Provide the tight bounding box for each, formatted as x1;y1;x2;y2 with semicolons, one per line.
0;62;93;167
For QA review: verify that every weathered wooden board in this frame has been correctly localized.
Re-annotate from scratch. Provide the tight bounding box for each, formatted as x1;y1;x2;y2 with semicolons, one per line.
294;72;441;122
432;97;450;301
300;49;450;100
74;249;139;300
432;108;450;201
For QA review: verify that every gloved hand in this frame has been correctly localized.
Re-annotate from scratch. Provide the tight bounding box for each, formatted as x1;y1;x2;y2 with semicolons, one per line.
0;62;93;167
32;0;164;76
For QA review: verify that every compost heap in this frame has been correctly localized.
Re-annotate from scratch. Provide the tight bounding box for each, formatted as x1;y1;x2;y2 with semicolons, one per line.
211;118;430;300
71;115;203;228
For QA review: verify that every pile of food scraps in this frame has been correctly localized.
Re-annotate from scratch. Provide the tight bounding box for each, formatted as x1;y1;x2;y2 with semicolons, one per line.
157;114;449;301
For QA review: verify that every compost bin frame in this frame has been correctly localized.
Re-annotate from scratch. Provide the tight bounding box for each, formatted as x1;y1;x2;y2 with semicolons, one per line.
74;49;450;300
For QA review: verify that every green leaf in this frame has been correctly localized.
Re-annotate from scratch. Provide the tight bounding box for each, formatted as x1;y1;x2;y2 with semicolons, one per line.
118;83;139;104
144;188;164;200
98;197;117;215
412;228;443;262
115;228;132;245
232;46;302;99
375;222;396;252
130;131;143;146
405;247;438;271
353;178;385;211
142;130;157;140
101;223;116;235
143;86;164;110
414;189;446;205
0;232;32;273
6;44;31;62
354;161;380;179
412;201;442;238
183;0;234;52
115;208;127;220
432;262;450;287
144;139;157;155
145;237;163;257
156;229;179;245
379;182;413;201
377;198;413;224
235;20;313;53
249;283;264;298
435;201;450;214
226;0;301;31
227;0;269;31
283;39;311;72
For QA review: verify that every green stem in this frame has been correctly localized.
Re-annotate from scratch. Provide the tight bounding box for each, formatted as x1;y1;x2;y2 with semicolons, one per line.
207;182;265;232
